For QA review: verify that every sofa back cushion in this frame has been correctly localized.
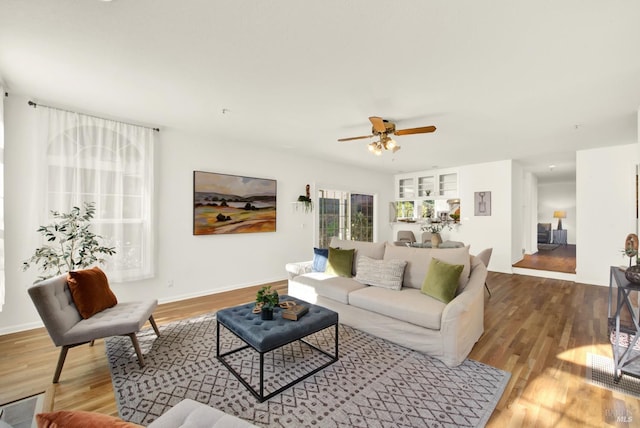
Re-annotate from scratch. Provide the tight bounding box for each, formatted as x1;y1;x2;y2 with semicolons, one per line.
383;242;470;291
329;238;386;276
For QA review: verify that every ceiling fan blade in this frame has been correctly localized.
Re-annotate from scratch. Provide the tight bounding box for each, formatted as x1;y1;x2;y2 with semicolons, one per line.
369;116;386;133
337;134;374;142
394;125;436;136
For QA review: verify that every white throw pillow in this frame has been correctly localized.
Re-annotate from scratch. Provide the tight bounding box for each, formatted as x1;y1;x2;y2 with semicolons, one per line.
355;255;407;290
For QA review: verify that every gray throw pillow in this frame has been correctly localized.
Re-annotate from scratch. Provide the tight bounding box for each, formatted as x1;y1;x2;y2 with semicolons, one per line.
355;255;407;290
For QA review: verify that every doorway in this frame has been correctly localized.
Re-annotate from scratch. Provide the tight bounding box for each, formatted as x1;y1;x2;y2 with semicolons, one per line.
515;172;577;275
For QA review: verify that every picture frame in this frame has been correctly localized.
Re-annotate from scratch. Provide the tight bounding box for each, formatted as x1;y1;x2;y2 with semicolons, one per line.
193;171;277;235
474;191;491;216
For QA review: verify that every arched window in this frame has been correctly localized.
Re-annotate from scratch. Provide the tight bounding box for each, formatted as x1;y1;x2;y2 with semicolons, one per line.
39;107;154;282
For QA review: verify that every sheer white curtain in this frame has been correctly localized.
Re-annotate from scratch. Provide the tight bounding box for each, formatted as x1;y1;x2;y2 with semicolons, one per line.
0;90;5;310
37;106;155;282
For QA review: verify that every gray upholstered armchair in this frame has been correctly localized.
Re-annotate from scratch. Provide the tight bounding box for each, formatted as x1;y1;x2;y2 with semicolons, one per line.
537;223;552;244
28;272;159;383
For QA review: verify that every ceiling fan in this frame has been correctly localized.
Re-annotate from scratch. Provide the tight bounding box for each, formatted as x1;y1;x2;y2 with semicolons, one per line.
338;116;436;155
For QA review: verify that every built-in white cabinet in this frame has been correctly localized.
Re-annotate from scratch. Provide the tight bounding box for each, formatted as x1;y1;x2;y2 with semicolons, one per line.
395;169;458;201
438;172;457;197
393;168;459;221
417;175;435;197
397;177;415;200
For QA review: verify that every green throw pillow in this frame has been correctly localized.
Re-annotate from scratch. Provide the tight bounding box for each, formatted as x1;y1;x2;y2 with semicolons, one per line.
325;247;355;278
421;258;464;303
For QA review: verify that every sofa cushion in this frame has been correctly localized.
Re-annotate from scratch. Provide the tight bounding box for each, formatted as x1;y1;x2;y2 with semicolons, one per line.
312;247;329;272
329;238;386;276
325;247;355;277
383;243;470;291
67;266;118;319
348;286;446;330
290;272;367;304
355;256;407;290
147;398;258;428
36;410;142;428
421;258;464;303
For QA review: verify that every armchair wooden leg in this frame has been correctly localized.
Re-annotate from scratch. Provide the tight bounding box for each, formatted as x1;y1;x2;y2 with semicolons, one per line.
53;346;69;384
149;315;160;337
127;333;145;368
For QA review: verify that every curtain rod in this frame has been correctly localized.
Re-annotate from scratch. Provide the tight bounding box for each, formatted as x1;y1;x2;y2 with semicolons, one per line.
28;100;160;132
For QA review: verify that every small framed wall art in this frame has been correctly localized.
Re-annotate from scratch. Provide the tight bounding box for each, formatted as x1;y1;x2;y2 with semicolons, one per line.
474;191;491;216
193;171;277;235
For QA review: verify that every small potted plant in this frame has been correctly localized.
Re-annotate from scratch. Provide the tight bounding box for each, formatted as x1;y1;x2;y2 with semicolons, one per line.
296;184;313;213
255;285;279;320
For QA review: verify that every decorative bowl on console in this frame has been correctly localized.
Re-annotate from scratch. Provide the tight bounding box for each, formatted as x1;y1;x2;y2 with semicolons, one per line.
625;265;640;285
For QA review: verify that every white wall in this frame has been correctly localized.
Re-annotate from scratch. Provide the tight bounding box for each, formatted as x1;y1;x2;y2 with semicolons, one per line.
522;171;538;255
0;94;394;334
511;162;525;264
457;160;514;273
538;181;577;244
576;144;638;286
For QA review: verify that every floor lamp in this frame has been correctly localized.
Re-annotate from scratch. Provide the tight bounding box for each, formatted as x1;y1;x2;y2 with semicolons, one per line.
553;211;566;230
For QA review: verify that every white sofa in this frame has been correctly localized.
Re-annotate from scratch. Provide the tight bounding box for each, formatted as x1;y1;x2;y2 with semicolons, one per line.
286;238;487;367
148;399;257;427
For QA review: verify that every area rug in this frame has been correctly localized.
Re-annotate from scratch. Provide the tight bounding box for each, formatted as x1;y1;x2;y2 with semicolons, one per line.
586;353;640;398
537;243;560;251
106;313;510;427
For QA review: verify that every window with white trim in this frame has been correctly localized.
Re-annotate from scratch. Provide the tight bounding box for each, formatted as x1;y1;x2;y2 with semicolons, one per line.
38;107;155;282
318;189;374;247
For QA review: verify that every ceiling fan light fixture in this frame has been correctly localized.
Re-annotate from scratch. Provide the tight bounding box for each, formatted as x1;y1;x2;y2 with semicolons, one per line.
338;116;436;156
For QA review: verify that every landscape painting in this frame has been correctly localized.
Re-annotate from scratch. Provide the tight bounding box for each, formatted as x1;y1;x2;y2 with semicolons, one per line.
193;171;277;235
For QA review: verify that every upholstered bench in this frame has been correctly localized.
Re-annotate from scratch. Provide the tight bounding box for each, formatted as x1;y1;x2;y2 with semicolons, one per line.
216;295;339;401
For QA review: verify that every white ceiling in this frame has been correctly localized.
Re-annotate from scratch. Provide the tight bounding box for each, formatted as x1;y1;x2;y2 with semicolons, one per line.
1;1;639;181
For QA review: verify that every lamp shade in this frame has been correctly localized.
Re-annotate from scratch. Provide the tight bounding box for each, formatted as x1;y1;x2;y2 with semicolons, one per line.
553;211;566;230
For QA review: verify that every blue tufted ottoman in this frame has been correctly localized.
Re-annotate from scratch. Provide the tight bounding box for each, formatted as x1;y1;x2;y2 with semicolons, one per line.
216;295;338;402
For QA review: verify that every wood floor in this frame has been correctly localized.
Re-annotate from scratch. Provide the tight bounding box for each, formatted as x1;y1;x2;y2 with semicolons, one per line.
513;244;577;274
1;275;637;427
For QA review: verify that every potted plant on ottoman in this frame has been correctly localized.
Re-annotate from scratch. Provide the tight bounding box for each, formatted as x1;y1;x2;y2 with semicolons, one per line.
255;286;279;320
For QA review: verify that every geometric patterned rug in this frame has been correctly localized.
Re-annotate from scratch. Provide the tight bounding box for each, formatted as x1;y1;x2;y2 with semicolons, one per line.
105;313;510;427
586;353;640;399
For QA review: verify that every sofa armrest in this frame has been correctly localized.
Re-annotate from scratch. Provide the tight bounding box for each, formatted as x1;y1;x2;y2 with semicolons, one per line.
438;262;487;366
285;261;313;280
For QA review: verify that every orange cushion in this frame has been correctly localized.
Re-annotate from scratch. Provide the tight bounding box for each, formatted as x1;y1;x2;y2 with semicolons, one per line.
36;411;142;428
67;266;117;319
